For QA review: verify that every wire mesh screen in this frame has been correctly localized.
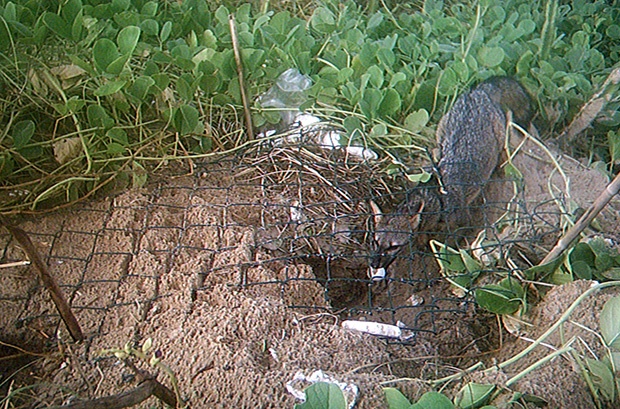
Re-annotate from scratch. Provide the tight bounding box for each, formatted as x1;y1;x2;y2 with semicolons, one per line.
3;134;619;406
1;135;580;350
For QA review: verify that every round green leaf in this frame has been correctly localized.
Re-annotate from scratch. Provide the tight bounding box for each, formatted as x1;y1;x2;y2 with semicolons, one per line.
93;38;120;73
585;358;615;401
173;105;200;136
475;284;521;315
455;383;495;409
42;12;71;40
106;142;126;155
383;387;412;409
128;76;155;101
478;46;505;67
379;88;402;116
87;105;114;130
600;296;620;349
571;260;592;280
117;26;141;55
404;109;429;133
415;391;454;409
94;80;127;97
141;1;158;16
106;55;130;75
11;120;35;149
295;382;346;409
367;65;384;88
160;21;172;43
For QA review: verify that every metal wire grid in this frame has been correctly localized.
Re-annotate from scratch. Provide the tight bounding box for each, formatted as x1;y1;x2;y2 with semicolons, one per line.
0;142;567;347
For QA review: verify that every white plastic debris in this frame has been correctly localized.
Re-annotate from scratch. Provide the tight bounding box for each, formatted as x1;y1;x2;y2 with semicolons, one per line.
286;370;359;409
368;267;386;281
407;293;424;306
257;69;378;162
341;320;402;339
290;200;304;223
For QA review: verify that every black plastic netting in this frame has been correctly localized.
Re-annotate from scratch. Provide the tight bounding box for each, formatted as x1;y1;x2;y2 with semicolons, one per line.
0;138;571;351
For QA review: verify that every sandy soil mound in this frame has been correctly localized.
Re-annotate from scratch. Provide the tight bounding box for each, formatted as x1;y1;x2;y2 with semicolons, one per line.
1;136;618;407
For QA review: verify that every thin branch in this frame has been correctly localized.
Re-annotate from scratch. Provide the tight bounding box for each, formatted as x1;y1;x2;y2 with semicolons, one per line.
229;13;255;140
49;380;157;409
540;170;620;264
0;220;84;342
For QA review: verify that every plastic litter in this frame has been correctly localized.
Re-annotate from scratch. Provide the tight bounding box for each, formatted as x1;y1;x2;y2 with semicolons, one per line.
257;69;378;161
341;320;402;339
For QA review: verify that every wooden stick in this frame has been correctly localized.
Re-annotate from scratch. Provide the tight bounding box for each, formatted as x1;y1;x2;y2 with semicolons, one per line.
540;171;620;264
1;222;84;342
229;13;255;140
49;380;157;409
124;358;181;408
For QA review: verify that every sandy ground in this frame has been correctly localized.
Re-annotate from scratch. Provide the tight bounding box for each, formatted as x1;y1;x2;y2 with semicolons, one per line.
1;133;619;408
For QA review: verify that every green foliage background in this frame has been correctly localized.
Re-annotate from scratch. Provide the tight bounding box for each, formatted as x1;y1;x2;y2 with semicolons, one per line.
1;0;619;212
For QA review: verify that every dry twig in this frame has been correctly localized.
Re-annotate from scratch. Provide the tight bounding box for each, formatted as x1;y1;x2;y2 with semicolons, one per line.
540;171;620;264
229;13;255;140
0;219;84;342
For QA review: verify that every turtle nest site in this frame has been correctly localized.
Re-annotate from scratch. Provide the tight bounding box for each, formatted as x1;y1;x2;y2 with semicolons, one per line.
1;132;620;408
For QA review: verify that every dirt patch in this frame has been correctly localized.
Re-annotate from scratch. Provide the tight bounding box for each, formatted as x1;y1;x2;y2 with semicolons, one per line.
0;137;618;407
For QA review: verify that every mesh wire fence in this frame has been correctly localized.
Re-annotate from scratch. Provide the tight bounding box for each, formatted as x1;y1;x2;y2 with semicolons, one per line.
0;138;574;351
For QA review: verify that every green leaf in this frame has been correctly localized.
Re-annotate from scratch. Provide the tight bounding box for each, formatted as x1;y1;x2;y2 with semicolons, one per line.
379;89;401;116
0;152;15;178
415;391;454;409
150;73;170;93
431;240;466;273
94;80;127;96
177;73;198;101
310;7;336;34
141;1;158;16
87;105;115;130
107;128;128;145
460;249;482;274
173;105;200;136
360;88;382;119
523;256;563;281
295;382;347;409
454;383;495;409
106;54;130;75
11;120;35;149
437;68;457;96
406;169;432;183
404;110;429;133
132;160;147;188
569;242;595;266
117;26;141;55
128;76;155;101
475;284;522;315
71;9;84;42
478;46;505;68
586;358;616;401
112;0;130;12
601;296;620;349
383;387;412;409
367;65;384;88
570;260;592;280
107;142;126;155
93;38;120;73
367;12;384;30
42;12;71;40
160;21;172;43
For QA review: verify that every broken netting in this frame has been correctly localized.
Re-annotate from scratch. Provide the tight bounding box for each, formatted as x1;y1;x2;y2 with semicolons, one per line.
0;137;568;350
